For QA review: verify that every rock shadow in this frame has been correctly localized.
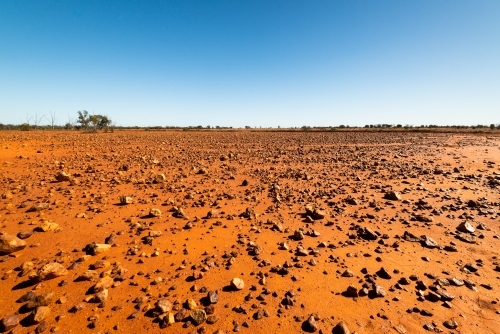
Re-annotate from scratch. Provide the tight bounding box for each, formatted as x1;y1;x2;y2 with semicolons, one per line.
12;279;37;291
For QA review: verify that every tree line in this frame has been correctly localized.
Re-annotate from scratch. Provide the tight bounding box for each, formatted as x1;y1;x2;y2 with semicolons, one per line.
0;111;498;131
0;110;114;131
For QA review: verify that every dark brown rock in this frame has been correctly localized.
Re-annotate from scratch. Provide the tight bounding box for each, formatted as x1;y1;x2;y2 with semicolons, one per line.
332;321;350;334
0;315;20;332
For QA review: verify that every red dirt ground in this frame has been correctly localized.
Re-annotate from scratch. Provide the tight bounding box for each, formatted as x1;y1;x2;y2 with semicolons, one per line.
1;130;500;334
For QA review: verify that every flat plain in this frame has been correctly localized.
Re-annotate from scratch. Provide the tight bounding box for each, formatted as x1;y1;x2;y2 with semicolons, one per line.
1;130;500;334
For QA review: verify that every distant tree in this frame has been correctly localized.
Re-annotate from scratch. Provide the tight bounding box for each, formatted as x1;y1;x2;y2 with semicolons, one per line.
98;115;111;130
29;112;46;130
91;114;112;131
89;114;100;131
24;114;31;127
245;126;251;129
20;123;31;131
396;124;402;128
49;111;57;130
490;124;495;130
77;110;90;130
76;111;112;131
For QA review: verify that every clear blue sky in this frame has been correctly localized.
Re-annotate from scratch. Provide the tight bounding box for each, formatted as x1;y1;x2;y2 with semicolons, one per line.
1;1;499;127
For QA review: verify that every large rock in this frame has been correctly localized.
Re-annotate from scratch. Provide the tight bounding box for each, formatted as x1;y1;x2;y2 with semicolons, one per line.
305;205;326;220
32;306;50;323
373;285;386;297
190;309;206;325
0;315;19;332
92;244;111;255
384;191;401;201
0;234;27;255
230;278;245;290
467;200;478;208
35;221;60;232
1;192;13;200
457;233;477;244
332;321;351;334
421;236;439;248
156;299;172;313
294;230;304;241
92;289;108;303
208;290;219;304
32;262;68;281
239;207;256;219
206;209;219;219
186;298;197;310
17;291;35;303
55;171;71;182
76;270;99;281
443;319;458;329
85;243;111;255
19;261;34;277
26;292;54;309
358;227;378;241
457;221;475;233
415;214;433;223
376;267;392;279
17;231;34;239
27;203;50;212
155;174;166;183
161;312;175;327
403;231;421;242
197;167;208;175
93;276;114;293
118;196;133;204
303;315;318;332
149;208;162;217
344;285;358;297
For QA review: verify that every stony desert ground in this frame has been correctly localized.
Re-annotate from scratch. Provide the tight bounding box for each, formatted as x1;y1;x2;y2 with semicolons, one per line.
1;130;500;334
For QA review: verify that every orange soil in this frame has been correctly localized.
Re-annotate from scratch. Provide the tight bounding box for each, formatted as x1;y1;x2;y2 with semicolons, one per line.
0;130;500;334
